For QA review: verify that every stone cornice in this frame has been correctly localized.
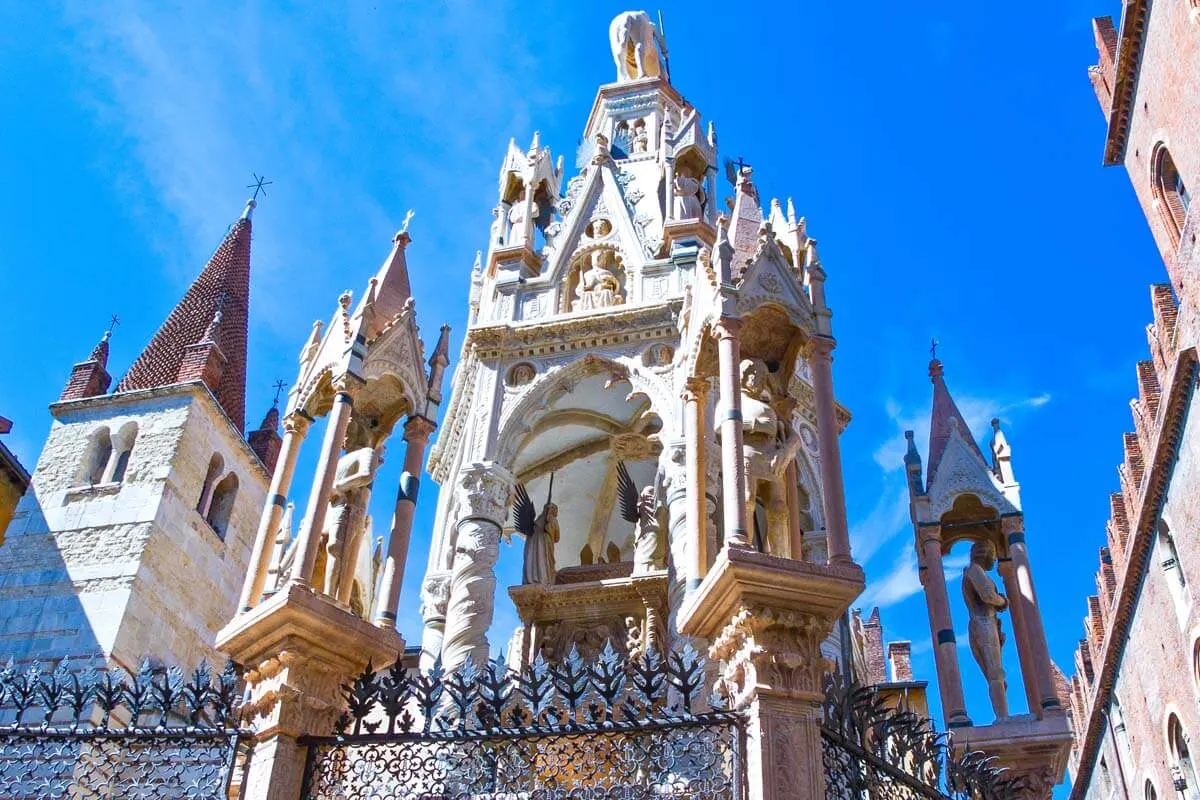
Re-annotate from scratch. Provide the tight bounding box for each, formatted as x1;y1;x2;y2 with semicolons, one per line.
1069;346;1197;799
465;301;682;359
1100;1;1149;166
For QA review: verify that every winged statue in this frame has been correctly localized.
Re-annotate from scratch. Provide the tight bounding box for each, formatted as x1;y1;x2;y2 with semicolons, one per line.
616;462;663;575
513;477;559;586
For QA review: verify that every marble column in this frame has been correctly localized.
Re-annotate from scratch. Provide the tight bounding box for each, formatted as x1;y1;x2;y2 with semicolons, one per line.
418;571;451;670
1004;521;1060;712
439;463;512;674
240;413;311;612
291;386;356;588
919;525;971;727
683;376;709;589
785;462;804;560
714;318;749;549
999;557;1040;716
375;416;436;629
806;337;852;565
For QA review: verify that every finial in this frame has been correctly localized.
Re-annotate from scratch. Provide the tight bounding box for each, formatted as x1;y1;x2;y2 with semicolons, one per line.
472;250;482;274
395;209;415;243
904;429;921;465
105;314;120;338
991;417;1001;432
529;131;541;153
247;173;272;200
786;198;797;225
928;338;944;380
272;379;287;407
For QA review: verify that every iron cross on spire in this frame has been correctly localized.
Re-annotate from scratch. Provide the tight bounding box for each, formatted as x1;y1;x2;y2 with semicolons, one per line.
930;338;940;361
247;173;273;200
271;379;287;407
106;314;120;336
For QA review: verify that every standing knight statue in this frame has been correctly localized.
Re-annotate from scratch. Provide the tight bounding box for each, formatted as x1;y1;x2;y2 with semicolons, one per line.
321;446;380;607
735;358;801;554
963;539;1010;721
609;11;667;82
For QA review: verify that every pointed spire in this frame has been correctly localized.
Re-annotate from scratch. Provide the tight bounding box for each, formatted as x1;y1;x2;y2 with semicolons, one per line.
248;396;283;472
117;201;254;431
60;327;114;401
728;167;763;280
425;324;452;413
991;418;1016;484
926;355;988;486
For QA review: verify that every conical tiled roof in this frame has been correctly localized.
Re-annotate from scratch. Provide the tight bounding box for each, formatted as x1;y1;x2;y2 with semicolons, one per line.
926;358;987;486
117;201;254;431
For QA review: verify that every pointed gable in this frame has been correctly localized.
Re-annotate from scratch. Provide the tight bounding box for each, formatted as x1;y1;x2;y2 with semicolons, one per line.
117;200;255;431
728;168;763;281
926;358;988;486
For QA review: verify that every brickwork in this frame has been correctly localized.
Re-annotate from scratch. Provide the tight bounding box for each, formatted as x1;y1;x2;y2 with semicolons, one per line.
1071;3;1200;797
0;385;267;670
59;332;112;402
117;210;252;432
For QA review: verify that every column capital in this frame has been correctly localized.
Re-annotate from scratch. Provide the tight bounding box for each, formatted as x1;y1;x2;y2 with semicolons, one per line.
917;524;943;551
683;374;711;401
281;411;312;436
1000;515;1024;537
713;316;744;340
403;415;438;444
455;462;513;526
802;335;836;363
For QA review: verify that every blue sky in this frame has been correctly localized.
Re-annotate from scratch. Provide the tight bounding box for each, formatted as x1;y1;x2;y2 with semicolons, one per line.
0;0;1159;762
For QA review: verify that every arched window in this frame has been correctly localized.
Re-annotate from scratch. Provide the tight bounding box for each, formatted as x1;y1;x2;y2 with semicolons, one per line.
1153;144;1190;246
196;454;224;517
78;426;112;485
1112;695;1134;765
1169;714;1199;799
1146;779;1159;800
1159;520;1191;624
206;472;238;540
103;422;138;483
1193;638;1200;689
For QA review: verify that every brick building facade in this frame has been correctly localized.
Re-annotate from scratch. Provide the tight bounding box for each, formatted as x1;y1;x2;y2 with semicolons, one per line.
1068;2;1200;798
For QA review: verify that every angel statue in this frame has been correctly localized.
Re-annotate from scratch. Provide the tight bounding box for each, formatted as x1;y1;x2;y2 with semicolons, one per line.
616;461;663;575
513;476;560;585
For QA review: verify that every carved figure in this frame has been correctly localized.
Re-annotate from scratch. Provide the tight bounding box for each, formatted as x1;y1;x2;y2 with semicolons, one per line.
609;11;666;82
508;363;536;386
507;190;538;246
673;173;705;220
962;540;1009;721
513;480;560;585
632;119;649;153
322;446;380;607
736;359;801;555
572;249;624;311
617;461;663;574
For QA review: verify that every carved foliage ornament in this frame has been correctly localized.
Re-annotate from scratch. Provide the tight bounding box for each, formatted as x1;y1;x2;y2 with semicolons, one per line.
455;463;513;525
709;604;832;708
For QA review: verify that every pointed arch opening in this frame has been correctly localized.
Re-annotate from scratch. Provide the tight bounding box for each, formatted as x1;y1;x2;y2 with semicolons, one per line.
1159;520;1191;625
1168;714;1198;798
1152;143;1190;247
197;453;224;517
78;426;113;486
206;472;239;540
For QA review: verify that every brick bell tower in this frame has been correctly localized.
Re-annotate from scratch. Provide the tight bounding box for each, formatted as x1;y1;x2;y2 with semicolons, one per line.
0;198;279;672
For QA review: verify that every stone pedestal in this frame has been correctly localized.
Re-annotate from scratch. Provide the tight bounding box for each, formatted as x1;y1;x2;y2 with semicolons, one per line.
508;565;669;662
678;546;864;800
216;583;404;800
951;714;1072;799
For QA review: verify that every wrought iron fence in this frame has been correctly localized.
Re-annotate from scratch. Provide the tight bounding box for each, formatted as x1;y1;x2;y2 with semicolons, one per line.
0;658;251;799
820;674;1025;800
300;642;745;799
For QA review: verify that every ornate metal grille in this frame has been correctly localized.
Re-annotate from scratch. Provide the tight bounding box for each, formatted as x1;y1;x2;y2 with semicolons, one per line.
820;675;1024;800
300;642;744;799
0;658;250;799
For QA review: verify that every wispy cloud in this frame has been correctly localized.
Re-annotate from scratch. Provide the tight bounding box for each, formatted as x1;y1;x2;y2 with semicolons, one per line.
857;544;972;610
850;484;910;566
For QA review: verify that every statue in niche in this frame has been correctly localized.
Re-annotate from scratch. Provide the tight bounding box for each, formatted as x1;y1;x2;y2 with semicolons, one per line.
673;171;706;220
572;249;624;312
632;119;649;153
737;358;801;555
963;539;1010;721
507;188;538;247
513;478;560;585
490;205;505;244
322;446;380;607
616;461;664;574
